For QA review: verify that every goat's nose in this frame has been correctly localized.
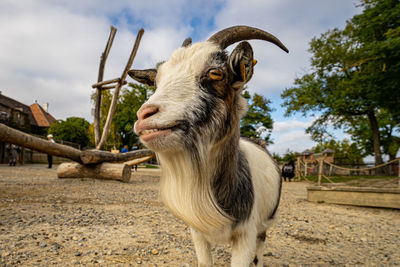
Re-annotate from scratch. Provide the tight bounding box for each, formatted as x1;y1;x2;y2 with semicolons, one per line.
137;105;159;121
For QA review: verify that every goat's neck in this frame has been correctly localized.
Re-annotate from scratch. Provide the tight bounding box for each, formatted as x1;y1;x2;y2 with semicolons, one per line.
209;130;240;183
156;130;240;234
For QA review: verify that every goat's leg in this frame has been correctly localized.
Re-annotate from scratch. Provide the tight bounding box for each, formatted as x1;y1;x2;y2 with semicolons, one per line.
231;229;257;267
191;228;213;267
252;231;266;266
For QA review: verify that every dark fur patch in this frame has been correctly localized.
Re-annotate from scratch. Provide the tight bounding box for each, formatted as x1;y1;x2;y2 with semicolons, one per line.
257;231;266;242
253;256;259;265
212;149;254;224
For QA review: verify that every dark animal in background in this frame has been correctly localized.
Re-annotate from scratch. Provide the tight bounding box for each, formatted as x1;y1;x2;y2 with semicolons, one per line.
282;160;295;182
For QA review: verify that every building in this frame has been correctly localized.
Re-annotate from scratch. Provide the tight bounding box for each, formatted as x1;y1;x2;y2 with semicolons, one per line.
0;92;57;163
30;101;56;131
0;93;36;132
297;148;335;164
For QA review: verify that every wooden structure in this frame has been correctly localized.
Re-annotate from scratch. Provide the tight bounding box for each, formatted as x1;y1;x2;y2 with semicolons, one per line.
295;148;335;178
307;186;400;209
307;157;400;209
0;26;155;182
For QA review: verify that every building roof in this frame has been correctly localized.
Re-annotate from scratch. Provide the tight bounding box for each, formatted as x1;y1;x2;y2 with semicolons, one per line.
0;93;37;126
322;148;335;153
301;149;313;155
30;103;56;127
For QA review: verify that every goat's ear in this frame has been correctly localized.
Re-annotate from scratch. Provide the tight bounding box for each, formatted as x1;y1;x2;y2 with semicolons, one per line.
228;41;255;90
128;69;157;87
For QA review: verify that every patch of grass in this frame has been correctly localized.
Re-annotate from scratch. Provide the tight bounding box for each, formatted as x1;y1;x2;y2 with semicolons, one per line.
145;164;160;169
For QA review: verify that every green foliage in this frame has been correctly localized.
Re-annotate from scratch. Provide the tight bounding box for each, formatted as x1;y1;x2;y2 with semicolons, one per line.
281;0;400;163
240;90;274;144
346;109;400;160
273;150;298;163
272;153;283;162
282;150;298;162
48;117;90;148
91;83;153;149
114;83;151;148
313;139;364;165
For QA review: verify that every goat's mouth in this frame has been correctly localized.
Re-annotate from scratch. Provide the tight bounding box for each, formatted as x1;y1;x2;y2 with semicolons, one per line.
138;123;184;143
139;127;172;142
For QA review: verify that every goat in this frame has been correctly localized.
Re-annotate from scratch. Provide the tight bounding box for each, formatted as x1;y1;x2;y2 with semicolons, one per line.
130;25;288;267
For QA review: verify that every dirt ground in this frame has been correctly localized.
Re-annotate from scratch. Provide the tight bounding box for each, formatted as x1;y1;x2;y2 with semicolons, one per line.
0;164;399;266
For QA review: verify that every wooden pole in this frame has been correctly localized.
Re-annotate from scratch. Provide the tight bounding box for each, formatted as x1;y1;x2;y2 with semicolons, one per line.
0;123;155;166
94;26;117;146
398;159;400;188
304;162;308;177
80;149;155;165
317;160;323;186
97;28;144;150
0;123;82;163
57;162;131;182
92;77;121;88
124;155;154;167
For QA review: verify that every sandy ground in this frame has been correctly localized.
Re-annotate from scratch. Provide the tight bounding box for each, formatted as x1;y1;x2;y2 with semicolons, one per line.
0;164;399;266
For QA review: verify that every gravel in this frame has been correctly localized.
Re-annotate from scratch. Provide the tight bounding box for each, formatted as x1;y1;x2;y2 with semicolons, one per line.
0;164;399;266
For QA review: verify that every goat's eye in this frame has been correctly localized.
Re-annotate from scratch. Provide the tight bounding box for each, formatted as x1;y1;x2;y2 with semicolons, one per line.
208;69;224;80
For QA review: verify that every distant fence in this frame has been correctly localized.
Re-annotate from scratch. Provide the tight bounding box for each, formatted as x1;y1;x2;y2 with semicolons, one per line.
295;158;400;188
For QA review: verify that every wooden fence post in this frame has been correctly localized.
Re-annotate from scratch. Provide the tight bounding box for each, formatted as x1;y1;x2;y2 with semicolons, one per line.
304;162;308;177
317;160;323;186
398;158;400;188
296;158;300;181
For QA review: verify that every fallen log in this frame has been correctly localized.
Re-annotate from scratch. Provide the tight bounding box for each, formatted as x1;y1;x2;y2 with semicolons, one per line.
80;149;155;164
57;162;131;182
0;123;82;163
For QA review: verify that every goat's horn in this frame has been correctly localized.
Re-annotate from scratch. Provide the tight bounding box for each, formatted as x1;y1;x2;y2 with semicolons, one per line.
181;37;192;47
208;25;288;53
128;69;157;85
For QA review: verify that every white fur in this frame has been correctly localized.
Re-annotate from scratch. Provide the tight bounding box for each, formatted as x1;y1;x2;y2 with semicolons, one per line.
134;41;281;267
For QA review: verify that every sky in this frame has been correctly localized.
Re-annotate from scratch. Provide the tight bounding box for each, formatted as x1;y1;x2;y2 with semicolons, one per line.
0;0;362;155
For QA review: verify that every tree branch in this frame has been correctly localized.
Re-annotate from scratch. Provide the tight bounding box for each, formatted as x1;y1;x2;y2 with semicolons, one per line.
96;28;144;150
0;123;82;163
80;149;154;164
94;26;117;146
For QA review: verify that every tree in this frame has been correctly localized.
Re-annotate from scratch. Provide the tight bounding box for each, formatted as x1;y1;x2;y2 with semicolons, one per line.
282;150;298;162
346;109;400;160
48;117;90;148
281;0;400;165
91;83;153;150
240;90;274;144
313;139;364;165
272;152;283;163
113;83;151;148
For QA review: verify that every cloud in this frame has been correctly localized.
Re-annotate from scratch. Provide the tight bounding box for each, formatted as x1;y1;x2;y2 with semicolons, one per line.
268;119;315;155
273;120;311;132
213;0;361;97
0;0;361;126
0;1;195;121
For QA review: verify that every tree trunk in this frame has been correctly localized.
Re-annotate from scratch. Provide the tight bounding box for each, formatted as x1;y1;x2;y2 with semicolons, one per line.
80;149;154;164
57;162;131;182
367;109;383;165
